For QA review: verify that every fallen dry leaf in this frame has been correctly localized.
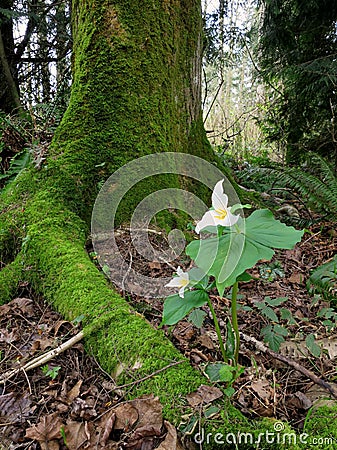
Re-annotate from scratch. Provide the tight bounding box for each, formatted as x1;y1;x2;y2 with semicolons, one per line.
250;379;273;401
101;412;116;445
130;394;163;433
157;420;184;450
0;329;19;343
0;393;34;423
66;379;83;404
12;298;36;316
186;385;223;407
70;397;97;420
288;272;303;284
25;413;64;444
113;403;139;430
288;391;312;410
64;420;95;449
196;334;215;350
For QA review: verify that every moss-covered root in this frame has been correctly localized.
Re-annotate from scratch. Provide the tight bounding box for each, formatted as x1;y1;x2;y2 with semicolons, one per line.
0;255;24;304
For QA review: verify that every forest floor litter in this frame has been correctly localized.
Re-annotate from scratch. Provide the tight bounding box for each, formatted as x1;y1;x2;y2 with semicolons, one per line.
1;217;337;449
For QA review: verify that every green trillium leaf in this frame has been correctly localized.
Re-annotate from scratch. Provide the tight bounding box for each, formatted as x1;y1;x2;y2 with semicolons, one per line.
161;290;209;326
186;210;304;296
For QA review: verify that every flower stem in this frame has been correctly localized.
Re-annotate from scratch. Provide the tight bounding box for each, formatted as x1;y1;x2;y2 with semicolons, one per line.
207;297;227;363
231;281;240;365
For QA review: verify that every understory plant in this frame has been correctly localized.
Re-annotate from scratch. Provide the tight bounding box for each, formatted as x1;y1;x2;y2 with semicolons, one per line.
162;179;304;381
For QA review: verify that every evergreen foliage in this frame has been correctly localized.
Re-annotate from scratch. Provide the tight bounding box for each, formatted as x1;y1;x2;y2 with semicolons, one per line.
257;0;337;163
238;153;337;220
308;255;337;301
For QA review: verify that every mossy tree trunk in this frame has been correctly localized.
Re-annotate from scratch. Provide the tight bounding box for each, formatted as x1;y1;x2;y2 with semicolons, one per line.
0;0;218;423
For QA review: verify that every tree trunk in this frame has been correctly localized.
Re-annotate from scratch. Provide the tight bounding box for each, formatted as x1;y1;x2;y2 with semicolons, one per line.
0;1;23;114
0;0;248;439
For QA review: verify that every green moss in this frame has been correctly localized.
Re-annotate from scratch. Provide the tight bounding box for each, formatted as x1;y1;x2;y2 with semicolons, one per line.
0;256;24;304
303;405;337;449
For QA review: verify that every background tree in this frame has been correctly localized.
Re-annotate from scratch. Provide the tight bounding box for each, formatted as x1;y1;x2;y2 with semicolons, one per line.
257;0;337;164
0;0;22;113
202;0;265;158
0;0;71;112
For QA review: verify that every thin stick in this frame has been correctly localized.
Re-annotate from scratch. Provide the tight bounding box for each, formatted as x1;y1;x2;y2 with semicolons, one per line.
0;331;84;385
112;360;185;390
240;332;337;399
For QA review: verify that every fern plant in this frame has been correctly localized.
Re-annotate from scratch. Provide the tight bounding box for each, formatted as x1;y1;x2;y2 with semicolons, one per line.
0;149;31;189
308;255;337;301
238;153;337;220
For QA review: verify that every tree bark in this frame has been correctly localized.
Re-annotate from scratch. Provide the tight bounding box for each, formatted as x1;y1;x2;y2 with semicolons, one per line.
0;1;23;114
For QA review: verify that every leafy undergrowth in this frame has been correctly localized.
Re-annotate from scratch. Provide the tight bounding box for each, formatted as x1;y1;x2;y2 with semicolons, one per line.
109;220;337;428
1;221;337;449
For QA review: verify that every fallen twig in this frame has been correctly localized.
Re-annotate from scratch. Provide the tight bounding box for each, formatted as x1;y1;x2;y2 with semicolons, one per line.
113;360;185;390
0;331;84;385
240;332;337;399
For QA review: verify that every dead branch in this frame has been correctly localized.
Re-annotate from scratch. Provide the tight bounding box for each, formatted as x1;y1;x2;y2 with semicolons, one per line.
240;332;337;399
0;331;84;385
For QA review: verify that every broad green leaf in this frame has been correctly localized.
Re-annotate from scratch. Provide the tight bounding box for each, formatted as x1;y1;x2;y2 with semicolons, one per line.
323;320;334;331
305;333;321;358
186;211;303;296
317;307;335;319
280;308;296;324
180;415;198;434
162;290;208;326
223;386;235;397
236;271;253;282
273;324;289;337
204;406;221;418
240;306;253;312
245;209;304;249
188;267;208;287
188;308;207;328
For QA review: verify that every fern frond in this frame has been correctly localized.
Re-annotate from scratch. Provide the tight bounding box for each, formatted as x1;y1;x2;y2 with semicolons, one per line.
308;255;337;300
240;155;337;219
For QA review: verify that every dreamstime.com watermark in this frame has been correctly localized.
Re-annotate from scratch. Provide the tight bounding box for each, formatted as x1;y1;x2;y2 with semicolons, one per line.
193;422;335;446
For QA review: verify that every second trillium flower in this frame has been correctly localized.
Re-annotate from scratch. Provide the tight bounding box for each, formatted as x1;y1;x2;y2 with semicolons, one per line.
165;266;189;298
195;179;239;233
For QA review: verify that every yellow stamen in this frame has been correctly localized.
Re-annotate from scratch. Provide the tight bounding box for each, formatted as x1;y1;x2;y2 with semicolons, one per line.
179;279;189;288
214;208;228;220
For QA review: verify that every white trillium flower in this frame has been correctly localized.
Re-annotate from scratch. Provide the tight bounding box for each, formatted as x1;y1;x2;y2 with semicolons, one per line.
195;179;239;233
165;266;189;298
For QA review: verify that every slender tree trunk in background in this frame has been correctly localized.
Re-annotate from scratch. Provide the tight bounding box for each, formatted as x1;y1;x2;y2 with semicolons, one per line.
55;0;69;104
0;0;23;114
38;2;51;103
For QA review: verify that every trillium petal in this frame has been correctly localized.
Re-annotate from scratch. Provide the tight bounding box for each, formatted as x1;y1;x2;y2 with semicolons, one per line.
176;266;184;277
195;210;218;233
165;278;182;288
219;210;240;227
212;179;228;211
178;286;186;298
